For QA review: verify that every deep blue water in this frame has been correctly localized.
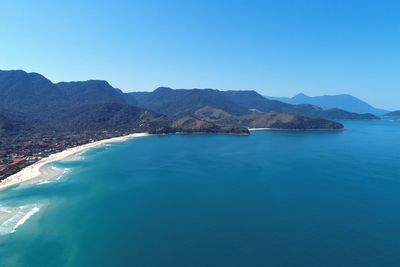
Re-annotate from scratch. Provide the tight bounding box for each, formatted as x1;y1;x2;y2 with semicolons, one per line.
0;120;399;266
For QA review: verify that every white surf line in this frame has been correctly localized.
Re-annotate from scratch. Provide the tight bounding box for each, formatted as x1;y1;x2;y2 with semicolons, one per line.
0;205;41;235
248;128;272;131
11;205;41;233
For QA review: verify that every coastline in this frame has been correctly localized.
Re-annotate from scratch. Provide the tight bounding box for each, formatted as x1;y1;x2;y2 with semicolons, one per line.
0;133;149;191
248;128;272;131
248;127;345;132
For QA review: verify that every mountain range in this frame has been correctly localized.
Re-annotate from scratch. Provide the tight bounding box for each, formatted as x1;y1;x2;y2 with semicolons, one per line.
267;93;388;115
0;71;246;135
0;69;386;136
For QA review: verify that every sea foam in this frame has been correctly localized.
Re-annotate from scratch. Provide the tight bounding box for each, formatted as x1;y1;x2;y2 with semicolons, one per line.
0;204;42;235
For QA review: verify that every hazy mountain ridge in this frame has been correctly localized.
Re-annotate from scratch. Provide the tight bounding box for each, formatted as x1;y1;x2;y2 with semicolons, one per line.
267;93;388;115
384;111;400;117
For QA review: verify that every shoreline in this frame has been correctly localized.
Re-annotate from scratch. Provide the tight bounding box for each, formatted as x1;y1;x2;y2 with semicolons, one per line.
0;133;149;191
248;127;345;132
248;128;272;131
0;127;342;191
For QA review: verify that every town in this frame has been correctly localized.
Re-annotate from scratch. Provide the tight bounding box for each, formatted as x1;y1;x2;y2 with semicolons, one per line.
0;131;130;181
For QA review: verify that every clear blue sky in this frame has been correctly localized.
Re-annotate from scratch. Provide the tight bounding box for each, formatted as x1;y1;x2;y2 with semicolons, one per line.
1;0;399;110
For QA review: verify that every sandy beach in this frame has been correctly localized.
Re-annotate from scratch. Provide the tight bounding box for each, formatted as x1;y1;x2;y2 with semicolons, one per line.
248;128;272;131
0;133;149;191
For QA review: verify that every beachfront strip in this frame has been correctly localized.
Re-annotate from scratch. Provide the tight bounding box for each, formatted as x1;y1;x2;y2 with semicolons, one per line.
0;130;146;182
0;133;149;191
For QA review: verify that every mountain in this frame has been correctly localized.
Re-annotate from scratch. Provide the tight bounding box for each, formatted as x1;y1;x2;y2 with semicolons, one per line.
0;70;68;119
57;80;127;107
267;93;387;115
384;111;400;117
0;70;133;119
130;88;379;120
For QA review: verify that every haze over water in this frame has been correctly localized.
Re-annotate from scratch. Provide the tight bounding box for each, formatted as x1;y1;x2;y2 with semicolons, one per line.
0;120;399;267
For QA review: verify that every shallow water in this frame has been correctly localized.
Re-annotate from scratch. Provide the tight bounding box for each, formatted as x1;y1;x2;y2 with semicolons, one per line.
0;120;399;266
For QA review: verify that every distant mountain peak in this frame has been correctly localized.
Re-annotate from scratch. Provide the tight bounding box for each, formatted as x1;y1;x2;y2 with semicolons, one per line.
294;92;308;98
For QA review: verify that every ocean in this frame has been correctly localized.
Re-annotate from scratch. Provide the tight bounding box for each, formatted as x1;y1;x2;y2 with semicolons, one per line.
0;120;399;267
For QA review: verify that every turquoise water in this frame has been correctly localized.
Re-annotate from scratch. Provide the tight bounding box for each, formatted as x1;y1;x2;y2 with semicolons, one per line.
0;120;399;266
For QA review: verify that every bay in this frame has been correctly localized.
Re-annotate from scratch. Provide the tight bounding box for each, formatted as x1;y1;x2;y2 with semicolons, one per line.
0;120;399;266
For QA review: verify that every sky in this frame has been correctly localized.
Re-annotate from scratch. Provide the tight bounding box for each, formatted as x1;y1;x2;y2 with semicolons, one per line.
0;0;399;110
